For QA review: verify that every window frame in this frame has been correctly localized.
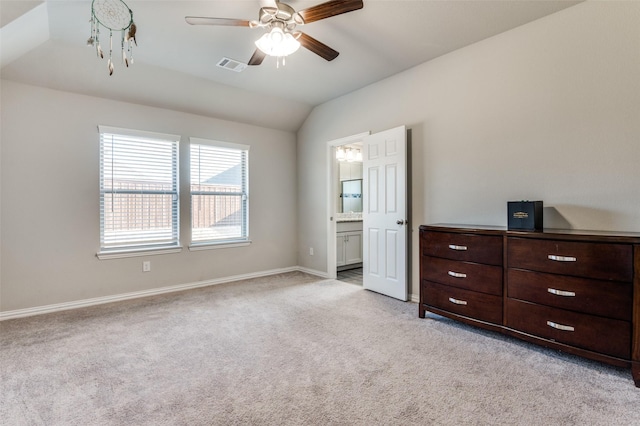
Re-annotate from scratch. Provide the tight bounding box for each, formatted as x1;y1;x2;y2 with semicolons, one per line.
97;125;182;259
188;137;250;250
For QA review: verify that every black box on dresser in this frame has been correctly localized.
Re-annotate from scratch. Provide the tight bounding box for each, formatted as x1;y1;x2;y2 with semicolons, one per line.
508;201;543;231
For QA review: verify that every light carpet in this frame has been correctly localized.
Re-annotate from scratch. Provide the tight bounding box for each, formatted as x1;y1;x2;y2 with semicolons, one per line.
1;272;639;425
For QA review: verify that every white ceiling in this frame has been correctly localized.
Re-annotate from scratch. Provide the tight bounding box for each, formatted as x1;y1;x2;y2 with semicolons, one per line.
1;0;581;132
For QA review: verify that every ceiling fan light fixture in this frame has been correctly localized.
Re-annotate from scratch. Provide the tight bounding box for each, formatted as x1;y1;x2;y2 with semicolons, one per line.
255;27;300;57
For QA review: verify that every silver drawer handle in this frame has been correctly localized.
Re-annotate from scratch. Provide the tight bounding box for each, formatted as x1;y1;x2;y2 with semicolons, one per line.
548;288;576;297
448;297;468;305
448;244;468;251
548;254;577;262
546;321;575;332
447;271;467;278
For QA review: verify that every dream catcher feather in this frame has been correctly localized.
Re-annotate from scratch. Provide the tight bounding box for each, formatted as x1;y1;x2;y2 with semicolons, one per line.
87;0;137;75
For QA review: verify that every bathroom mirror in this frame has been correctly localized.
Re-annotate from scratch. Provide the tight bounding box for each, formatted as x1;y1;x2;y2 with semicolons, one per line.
341;179;362;213
336;143;363;214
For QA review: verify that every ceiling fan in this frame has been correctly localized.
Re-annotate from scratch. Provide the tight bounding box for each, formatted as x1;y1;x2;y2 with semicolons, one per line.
185;0;364;66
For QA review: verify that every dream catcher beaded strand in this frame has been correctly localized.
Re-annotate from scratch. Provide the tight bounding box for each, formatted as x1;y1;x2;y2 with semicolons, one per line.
87;0;137;75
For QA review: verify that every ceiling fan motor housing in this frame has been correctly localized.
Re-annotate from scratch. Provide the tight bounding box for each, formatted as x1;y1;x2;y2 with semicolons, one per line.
257;2;300;31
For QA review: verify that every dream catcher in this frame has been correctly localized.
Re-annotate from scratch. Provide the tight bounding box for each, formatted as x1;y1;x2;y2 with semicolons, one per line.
87;0;137;75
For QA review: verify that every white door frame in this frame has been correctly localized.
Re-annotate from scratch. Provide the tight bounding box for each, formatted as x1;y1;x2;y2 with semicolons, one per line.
326;132;370;279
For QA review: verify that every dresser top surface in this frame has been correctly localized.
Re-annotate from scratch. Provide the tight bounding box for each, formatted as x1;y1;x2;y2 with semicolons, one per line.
421;223;640;243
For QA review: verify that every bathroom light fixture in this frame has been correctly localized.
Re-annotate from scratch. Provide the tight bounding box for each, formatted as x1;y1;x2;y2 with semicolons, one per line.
346;148;355;162
336;147;362;162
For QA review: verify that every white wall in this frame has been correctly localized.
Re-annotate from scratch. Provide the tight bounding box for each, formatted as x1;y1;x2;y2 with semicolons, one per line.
297;1;640;297
1;80;298;312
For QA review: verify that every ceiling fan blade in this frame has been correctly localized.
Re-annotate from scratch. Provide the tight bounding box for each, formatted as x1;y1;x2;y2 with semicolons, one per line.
185;16;251;27
296;0;363;24
296;32;339;61
248;49;266;66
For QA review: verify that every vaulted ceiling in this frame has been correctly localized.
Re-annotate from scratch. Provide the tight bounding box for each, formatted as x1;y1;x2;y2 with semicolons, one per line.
1;1;581;132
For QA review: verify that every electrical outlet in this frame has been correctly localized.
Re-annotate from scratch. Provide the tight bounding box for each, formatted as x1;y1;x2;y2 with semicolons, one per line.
143;261;151;272
309;247;314;256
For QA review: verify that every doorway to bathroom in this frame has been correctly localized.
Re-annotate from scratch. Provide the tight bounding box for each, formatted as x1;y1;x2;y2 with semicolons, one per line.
327;133;368;286
335;142;364;285
327;127;408;300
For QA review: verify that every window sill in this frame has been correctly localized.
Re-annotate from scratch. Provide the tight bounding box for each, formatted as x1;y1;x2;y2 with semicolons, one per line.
97;246;183;260
189;240;252;251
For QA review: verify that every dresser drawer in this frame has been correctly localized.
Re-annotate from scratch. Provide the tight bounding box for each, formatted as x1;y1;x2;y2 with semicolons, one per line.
506;298;631;359
421;231;502;266
507;237;632;282
422;256;502;296
423;280;502;324
507;269;632;321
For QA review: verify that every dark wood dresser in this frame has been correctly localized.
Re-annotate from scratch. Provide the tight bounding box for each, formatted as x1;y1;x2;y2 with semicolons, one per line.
419;224;640;387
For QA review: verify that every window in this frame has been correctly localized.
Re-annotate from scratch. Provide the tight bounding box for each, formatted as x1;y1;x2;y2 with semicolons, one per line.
190;138;249;246
98;126;180;257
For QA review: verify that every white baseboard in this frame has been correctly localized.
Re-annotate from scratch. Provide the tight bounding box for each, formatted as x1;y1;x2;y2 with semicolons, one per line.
0;266;413;321
410;293;419;303
0;266;302;321
296;266;330;279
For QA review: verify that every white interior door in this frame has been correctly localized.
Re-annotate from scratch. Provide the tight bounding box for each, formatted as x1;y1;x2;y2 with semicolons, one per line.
362;126;408;301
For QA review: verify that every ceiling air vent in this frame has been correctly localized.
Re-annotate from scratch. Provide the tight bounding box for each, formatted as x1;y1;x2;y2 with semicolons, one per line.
216;57;247;73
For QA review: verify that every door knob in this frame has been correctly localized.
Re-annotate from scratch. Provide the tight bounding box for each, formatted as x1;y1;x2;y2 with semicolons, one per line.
396;220;405;225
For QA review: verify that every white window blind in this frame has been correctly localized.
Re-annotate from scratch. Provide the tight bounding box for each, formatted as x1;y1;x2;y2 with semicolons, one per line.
190;139;249;245
99;126;180;253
